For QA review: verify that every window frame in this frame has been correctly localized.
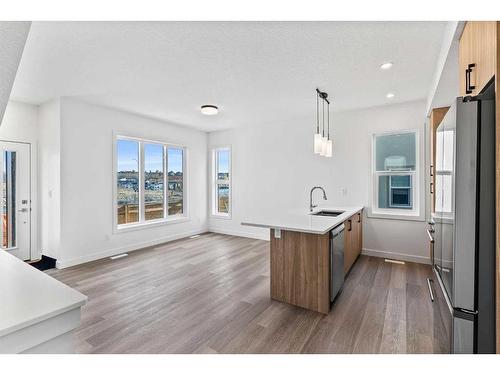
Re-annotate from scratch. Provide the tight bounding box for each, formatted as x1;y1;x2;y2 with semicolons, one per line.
370;129;423;220
211;146;232;219
113;134;188;232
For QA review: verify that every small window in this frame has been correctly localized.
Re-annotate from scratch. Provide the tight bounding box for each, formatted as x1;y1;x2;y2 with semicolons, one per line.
144;143;164;221
115;136;187;229
117;139;140;225
167;148;184;216
212;147;231;216
372;131;419;216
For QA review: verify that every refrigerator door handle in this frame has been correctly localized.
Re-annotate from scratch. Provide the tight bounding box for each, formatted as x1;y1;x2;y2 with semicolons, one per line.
426;278;435;302
426;229;435;243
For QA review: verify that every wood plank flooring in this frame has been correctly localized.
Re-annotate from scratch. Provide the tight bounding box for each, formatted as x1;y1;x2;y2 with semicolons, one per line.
46;233;447;354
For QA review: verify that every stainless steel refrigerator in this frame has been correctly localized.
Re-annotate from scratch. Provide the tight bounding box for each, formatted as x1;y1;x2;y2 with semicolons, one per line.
431;81;496;354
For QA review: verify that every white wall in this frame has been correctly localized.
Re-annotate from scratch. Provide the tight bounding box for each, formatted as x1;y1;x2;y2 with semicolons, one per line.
56;98;208;268
0;100;40;259
38;99;61;260
0;22;31;123
208;100;430;264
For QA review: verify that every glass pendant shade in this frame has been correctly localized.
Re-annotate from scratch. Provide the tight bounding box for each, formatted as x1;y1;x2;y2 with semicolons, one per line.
325;139;333;157
314;133;322;154
320;136;328;156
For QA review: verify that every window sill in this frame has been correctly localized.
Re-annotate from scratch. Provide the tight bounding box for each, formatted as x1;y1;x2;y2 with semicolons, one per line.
115;215;189;233
211;213;232;220
367;210;424;222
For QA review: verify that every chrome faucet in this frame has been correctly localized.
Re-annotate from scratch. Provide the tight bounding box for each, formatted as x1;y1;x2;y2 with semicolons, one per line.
310;186;327;212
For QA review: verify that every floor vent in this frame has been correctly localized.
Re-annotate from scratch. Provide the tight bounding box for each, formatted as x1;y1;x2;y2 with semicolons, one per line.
28;255;57;271
189;234;201;239
110;253;128;260
384;258;405;265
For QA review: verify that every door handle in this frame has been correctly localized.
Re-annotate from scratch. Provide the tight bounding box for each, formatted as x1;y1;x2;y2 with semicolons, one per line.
426;228;435;243
18;208;28;213
430;182;434;194
426;278;435;302
466;63;476;94
347;219;352;231
357;213;361;223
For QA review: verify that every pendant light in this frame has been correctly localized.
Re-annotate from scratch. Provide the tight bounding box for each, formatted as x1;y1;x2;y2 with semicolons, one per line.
313;91;322;154
320;97;327;156
314;88;333;158
325;101;333;158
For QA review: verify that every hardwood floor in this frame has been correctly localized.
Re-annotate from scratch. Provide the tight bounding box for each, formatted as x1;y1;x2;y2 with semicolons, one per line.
46;233;447;354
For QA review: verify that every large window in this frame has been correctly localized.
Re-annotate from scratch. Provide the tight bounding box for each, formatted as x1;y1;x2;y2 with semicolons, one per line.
372;131;419;216
212;147;231;216
116;136;186;228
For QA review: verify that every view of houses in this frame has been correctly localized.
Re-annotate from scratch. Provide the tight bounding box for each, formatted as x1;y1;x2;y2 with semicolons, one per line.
117;170;183;224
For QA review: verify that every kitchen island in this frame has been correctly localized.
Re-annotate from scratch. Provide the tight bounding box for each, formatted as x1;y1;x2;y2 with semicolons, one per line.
0;250;87;353
242;206;363;314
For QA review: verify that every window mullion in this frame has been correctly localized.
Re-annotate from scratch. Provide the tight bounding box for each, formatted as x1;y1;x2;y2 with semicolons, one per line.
139;142;145;223
163;145;167;219
215;151;219;213
165;146;169;218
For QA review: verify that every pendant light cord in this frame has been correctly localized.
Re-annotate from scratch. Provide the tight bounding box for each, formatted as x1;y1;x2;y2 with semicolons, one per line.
322;96;325;137
327;101;330;140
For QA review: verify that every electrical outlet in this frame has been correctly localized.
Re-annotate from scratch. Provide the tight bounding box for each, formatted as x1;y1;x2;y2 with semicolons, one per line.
341;188;348;196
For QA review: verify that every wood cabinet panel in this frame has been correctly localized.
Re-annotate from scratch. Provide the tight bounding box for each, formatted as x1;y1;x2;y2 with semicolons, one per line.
459;21;497;96
356;211;363;258
270;229;330;314
344;211;363;275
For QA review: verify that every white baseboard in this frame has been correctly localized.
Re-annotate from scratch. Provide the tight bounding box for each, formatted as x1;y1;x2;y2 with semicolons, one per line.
361;247;431;265
56;227;208;269
208;226;269;241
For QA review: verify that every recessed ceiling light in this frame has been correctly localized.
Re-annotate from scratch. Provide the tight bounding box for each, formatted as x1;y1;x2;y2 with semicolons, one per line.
386;93;395;99
200;105;218;115
380;62;393;70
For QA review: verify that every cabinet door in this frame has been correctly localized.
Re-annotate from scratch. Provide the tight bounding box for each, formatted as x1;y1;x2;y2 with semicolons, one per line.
343;218;354;274
459;21;496;96
344;213;362;274
356;211;363;256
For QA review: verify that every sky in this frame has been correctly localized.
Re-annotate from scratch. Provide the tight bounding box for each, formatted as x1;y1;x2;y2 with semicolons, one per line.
218;149;229;174
117;140;183;173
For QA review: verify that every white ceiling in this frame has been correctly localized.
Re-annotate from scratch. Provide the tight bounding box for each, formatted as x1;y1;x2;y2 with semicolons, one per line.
12;21;447;132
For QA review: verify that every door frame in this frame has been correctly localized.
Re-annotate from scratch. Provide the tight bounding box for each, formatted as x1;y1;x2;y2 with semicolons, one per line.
0;139;38;261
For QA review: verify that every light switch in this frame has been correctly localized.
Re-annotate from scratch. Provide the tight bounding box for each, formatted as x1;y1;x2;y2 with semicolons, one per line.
274;229;281;239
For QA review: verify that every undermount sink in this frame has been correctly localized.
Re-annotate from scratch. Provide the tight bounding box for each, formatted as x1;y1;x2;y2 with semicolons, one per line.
311;210;344;217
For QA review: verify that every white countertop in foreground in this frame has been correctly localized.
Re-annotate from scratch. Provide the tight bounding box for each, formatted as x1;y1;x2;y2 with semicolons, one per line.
241;206;364;235
0;250;87;338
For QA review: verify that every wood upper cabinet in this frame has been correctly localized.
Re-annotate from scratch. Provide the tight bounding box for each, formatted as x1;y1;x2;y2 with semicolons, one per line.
344;211;363;275
459;21;497;96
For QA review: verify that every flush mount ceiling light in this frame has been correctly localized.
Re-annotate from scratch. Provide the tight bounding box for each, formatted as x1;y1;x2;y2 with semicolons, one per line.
380;62;393;70
386;93;395;99
200;105;218;115
313;89;332;158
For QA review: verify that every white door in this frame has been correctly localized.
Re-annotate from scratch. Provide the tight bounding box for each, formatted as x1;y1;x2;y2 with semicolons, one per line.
0;141;31;260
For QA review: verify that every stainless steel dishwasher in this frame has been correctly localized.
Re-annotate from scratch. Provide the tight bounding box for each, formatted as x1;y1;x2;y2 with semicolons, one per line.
330;224;345;302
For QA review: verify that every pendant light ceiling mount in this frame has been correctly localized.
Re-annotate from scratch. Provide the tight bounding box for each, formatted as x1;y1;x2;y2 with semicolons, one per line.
314;88;333;158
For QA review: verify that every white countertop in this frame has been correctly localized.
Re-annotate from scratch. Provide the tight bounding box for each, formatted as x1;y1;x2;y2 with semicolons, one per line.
241;206;364;235
0;250;87;337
